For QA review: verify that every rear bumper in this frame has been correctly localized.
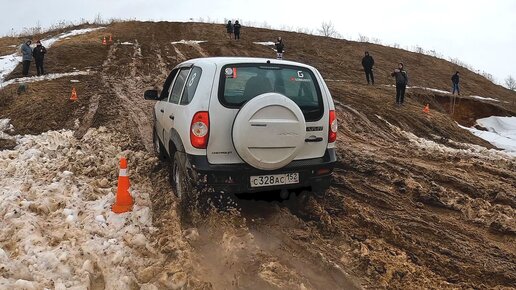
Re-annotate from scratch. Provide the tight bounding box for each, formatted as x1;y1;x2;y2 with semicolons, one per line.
183;148;337;194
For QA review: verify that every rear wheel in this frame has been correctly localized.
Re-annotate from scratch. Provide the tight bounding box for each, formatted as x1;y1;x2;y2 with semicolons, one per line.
172;152;190;199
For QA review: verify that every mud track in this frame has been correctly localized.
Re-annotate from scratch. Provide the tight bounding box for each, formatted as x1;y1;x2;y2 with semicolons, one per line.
4;22;512;289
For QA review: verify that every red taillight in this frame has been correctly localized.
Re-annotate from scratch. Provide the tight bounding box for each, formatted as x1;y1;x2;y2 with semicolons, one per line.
329;110;337;143
190;111;209;149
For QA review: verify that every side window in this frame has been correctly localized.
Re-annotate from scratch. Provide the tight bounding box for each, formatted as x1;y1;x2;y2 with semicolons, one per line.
160;69;178;100
180;67;202;105
168;68;190;104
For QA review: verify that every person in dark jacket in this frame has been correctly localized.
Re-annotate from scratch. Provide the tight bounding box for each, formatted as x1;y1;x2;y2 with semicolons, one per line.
233;20;242;40
361;51;375;84
451;71;460;95
275;37;284;59
32;40;47;76
226;20;233;39
21;40;32;77
391;63;408;105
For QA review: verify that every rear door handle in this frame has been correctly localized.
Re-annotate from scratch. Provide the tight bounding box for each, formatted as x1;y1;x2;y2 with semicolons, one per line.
305;137;323;142
169;115;174;120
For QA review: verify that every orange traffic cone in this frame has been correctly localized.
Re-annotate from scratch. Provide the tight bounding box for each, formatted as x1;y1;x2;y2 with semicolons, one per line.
109;35;113;43
112;157;134;213
102;36;107;45
70;87;78;101
422;104;430;114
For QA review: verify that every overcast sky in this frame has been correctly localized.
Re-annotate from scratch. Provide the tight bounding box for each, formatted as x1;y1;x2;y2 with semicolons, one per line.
1;0;514;83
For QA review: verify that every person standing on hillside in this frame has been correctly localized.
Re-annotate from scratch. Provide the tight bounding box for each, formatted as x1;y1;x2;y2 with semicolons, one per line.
361;51;375;85
451;71;460;95
391;63;408;105
226;20;234;39
233;20;242;40
32;40;47;76
275;37;285;59
20;40;32;77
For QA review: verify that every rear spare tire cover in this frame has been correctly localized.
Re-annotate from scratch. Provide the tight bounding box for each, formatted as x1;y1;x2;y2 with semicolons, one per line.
232;93;306;170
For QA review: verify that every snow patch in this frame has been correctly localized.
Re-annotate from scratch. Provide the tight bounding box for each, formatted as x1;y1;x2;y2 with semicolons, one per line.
253;41;275;46
1;71;93;87
0;127;163;289
171;40;206;45
459;116;516;154
0;54;21;84
376;114;515;159
407;86;451;94
469;95;499;102
42;27;106;48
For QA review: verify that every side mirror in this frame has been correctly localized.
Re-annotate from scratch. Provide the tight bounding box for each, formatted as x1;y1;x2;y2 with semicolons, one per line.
144;89;159;100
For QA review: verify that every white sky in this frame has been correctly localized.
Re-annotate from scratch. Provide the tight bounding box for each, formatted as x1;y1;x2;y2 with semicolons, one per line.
1;0;515;83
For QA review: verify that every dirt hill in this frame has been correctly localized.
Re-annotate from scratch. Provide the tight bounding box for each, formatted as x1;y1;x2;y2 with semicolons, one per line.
0;21;515;289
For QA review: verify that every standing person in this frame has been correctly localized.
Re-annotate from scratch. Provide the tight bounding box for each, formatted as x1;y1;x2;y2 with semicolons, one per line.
361;51;375;85
233;20;242;40
391;63;408;105
32;40;47;76
21;40;32;77
451;71;460;95
275;37;284;59
226;20;233;39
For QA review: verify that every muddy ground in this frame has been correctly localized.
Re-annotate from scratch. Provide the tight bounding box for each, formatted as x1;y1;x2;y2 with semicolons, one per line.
1;21;515;289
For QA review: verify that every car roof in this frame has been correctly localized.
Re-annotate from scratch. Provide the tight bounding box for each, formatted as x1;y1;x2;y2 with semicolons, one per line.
178;57;317;71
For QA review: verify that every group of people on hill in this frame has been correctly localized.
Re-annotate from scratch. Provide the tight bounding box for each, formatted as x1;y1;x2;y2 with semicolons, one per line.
361;51;461;106
20;39;47;77
225;20;285;60
225;20;242;40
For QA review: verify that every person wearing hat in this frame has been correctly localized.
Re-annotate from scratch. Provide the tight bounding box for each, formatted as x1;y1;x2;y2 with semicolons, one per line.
226;20;234;39
275;37;285;59
361;51;375;85
233;20;242;40
32;40;47;76
391;63;408;105
21;39;32;77
451;71;460;95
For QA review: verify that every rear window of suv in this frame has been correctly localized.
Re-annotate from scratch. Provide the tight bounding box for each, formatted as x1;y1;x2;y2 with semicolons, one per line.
218;64;324;121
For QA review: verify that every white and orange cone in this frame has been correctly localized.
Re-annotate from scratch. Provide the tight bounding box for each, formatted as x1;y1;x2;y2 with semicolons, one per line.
112;157;133;213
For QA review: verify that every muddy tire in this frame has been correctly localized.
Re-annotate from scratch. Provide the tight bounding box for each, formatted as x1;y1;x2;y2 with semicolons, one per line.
153;129;167;161
172;152;191;200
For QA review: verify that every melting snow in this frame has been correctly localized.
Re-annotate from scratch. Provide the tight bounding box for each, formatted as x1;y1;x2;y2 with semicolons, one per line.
1;71;93;87
469;95;499;102
459;116;516;154
376;114;515;159
41;27;105;48
407;86;451;94
253;41;275;46
0;123;163;289
0;54;21;84
171;40;206;45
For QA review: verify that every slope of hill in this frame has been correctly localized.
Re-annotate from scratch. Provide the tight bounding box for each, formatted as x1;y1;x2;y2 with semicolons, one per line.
0;21;515;289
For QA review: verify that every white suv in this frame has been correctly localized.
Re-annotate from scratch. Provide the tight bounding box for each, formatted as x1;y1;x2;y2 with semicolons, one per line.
144;57;337;199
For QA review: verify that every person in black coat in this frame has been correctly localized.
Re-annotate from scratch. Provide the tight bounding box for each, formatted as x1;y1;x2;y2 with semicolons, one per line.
32;40;47;76
361;51;374;85
226;20;233;39
233;20;242;40
391;63;408;105
451;71;460;95
275;37;284;59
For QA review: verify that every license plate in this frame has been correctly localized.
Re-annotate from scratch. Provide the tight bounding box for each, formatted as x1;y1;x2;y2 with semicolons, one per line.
250;173;299;188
